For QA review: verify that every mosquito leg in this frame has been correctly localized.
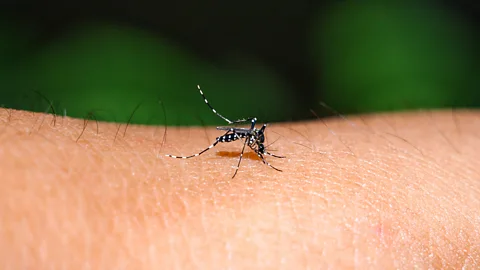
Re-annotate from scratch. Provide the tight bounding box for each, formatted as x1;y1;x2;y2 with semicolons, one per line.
257;152;283;172
197;85;233;124
165;130;232;159
265;151;286;159
232;135;250;178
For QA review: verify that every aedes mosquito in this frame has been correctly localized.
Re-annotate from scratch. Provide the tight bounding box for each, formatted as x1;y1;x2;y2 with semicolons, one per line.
165;85;285;178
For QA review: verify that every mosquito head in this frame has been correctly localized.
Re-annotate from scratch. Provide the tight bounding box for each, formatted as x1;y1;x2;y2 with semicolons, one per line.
255;128;265;144
258;142;265;154
258;123;267;140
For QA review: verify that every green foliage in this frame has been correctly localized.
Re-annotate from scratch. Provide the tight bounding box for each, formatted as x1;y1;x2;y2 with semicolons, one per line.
310;2;477;113
1;22;292;125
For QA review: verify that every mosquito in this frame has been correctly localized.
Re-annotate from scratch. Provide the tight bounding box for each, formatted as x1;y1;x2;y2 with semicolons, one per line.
165;85;285;178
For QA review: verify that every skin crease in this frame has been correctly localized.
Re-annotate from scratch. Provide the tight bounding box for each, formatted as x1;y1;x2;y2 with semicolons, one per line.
0;108;479;269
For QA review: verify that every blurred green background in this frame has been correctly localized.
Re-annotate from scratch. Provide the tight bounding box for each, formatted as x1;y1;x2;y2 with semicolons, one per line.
0;1;478;126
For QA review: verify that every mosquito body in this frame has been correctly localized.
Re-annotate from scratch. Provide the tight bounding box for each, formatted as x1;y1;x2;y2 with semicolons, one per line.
165;85;285;178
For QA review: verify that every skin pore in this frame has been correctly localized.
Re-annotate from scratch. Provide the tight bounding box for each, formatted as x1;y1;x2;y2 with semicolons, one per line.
0;108;479;269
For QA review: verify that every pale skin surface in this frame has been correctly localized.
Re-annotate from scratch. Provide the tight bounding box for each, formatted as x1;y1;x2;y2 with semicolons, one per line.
0;108;479;269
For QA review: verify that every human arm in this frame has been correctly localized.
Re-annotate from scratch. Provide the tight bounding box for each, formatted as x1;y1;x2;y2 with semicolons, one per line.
1;109;479;269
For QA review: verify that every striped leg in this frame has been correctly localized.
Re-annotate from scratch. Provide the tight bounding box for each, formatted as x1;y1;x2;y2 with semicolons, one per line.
165;130;233;159
265;151;286;159
197;85;254;125
231;135;250;178
165;140;220;159
197;85;233;124
257;152;283;172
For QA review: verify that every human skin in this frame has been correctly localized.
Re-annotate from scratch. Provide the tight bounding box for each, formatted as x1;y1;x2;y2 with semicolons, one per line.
0;108;479;269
